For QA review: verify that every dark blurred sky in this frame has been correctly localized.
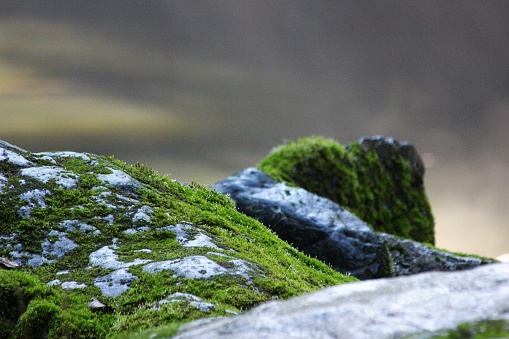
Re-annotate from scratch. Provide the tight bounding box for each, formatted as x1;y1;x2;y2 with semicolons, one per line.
1;1;508;257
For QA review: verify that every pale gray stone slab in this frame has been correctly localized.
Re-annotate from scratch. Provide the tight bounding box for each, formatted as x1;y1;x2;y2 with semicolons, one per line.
174;263;509;339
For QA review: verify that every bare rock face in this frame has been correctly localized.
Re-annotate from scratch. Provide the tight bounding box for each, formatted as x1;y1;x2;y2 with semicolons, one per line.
174;263;509;339
213;168;392;279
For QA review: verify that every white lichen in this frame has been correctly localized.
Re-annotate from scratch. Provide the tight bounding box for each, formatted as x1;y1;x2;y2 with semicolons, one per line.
20;166;78;189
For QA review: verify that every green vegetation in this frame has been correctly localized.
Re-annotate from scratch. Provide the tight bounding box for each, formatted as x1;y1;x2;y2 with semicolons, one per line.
0;146;356;338
258;136;435;244
412;319;509;339
0;270;113;338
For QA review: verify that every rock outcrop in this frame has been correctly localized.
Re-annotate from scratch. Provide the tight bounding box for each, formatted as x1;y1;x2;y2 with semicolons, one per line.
258;136;435;244
0;136;498;338
173;263;509;339
213;168;492;279
0;140;355;338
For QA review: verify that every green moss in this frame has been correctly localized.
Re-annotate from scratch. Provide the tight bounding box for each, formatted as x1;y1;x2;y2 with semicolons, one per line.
110;323;180;339
0;270;113;338
413;319;509;339
258;136;435;244
1;147;357;338
420;242;496;263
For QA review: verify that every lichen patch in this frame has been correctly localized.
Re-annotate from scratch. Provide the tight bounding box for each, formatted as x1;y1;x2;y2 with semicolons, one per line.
20;166;79;188
0;147;33;167
142;255;260;281
89;245;151;270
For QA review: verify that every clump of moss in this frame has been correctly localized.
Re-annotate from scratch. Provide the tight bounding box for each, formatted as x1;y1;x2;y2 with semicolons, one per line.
422;319;509;339
0;270;112;338
258;136;434;244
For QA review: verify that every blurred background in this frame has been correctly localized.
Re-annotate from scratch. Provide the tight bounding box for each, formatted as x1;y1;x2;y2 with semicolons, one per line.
1;1;508;258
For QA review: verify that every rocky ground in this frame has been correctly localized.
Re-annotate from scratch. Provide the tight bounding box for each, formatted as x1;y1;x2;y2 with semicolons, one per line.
0;136;504;338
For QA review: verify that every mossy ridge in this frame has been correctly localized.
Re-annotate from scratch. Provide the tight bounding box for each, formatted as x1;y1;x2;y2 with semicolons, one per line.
1;148;356;338
258;136;434;244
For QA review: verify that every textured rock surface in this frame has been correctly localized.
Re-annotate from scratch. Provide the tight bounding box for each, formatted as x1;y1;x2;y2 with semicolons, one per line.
0;140;355;338
214;168;492;279
0;137;497;338
380;233;493;277
213;168;391;279
258;136;435;244
174;263;509;339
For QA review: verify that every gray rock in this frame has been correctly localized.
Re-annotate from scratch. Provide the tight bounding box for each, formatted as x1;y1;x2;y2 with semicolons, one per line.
94;268;137;297
61;281;87;290
0;147;33;167
142;255;262;282
158;223;221;249
18;189;50;217
20;166;79;189
96;168;143;192
89;245;151;271
174;263;509;339
213;168;391;280
380;233;492;276
152;292;216;312
213;168;492;279
360;135;425;182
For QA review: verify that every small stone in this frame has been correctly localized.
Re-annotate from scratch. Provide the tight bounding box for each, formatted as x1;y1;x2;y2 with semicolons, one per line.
88;296;110;312
0;257;19;269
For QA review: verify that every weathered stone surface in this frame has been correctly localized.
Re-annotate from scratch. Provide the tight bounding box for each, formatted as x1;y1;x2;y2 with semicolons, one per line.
258;136;435;244
0;140;355;338
174;263;509;339
213;168;391;279
213;168;492;279
380;233;493;276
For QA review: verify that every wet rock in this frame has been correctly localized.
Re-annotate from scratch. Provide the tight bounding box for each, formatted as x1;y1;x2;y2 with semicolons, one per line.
174;263;509;339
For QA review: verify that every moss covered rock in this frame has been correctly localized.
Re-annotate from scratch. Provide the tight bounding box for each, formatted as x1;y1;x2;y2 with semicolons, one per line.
0;140;355;338
258;136;435;244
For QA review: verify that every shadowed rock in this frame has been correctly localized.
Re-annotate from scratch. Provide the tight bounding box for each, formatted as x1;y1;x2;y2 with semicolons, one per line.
213;168;391;279
213;167;493;279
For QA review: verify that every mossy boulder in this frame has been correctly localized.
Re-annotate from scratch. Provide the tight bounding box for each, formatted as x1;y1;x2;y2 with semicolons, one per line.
258;136;435;244
0;140;356;338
